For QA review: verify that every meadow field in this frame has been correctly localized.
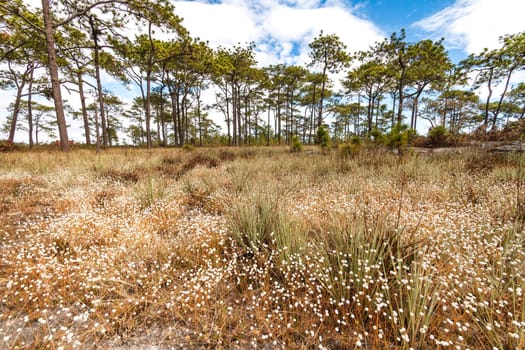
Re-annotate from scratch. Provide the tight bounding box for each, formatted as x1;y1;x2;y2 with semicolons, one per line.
0;146;523;349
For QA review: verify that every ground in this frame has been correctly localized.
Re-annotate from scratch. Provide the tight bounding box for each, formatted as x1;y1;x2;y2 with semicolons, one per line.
0;146;523;349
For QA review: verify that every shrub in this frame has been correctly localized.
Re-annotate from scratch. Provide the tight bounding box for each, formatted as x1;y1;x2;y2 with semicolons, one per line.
316;125;332;152
411;136;431;148
370;128;386;144
406;128;418;144
182;143;195;152
428;125;449;146
386;123;411;156
0;140;13;152
290;135;303;153
339;136;362;159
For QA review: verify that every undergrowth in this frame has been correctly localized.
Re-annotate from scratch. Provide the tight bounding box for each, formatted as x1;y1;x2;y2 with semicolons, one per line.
0;146;522;349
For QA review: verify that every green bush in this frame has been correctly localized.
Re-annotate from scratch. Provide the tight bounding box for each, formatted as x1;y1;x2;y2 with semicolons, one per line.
316;125;332;152
370;128;386;144
406;128;418;144
386;123;412;156
290;135;303;153
182;143;195;152
428;125;450;146
339;136;362;159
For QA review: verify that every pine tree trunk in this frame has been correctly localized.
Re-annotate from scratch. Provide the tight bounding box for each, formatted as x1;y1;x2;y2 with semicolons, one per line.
77;71;91;145
90;16;107;148
159;85;166;146
237;88;242;145
442;94;448;127
27;63;35;148
42;0;69;151
94;102;100;153
35;118;39;145
267;101;271;146
226;94;231;146
397;81;404;125
7;76;25;144
492;68;514;129
309;84;316;143
144;21;155;149
232;83;237;146
411;89;423;130
318;65;327;128
367;93;373;134
391;92;397;129
483;68;494;127
197;92;202;146
167;81;179;146
145;71;152;148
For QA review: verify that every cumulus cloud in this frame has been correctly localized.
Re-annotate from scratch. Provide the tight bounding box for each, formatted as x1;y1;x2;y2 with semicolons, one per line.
414;0;525;55
173;0;384;66
173;1;259;47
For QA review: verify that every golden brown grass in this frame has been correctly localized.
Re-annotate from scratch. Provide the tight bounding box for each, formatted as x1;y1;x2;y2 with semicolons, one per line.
0;146;523;349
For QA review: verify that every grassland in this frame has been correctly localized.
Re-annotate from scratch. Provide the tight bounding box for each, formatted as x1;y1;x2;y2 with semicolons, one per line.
0;146;523;349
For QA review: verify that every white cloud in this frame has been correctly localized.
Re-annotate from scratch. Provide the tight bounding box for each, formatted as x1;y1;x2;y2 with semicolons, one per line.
414;0;524;112
173;1;259;47
173;0;384;67
414;0;525;54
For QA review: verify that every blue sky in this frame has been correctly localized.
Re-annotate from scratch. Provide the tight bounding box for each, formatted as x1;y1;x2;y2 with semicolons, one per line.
345;0;462;60
171;0;524;65
353;0;456;34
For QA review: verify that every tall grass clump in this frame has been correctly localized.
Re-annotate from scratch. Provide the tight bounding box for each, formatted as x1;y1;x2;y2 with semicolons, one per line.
313;216;404;300
307;214;436;348
227;189;305;269
135;176;167;209
226;161;256;194
465;223;525;349
384;257;440;349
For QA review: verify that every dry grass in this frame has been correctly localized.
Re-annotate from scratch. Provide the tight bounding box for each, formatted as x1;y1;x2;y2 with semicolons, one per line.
0;146;523;349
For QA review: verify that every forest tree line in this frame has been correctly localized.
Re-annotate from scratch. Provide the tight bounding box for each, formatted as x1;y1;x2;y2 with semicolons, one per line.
1;0;524;151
